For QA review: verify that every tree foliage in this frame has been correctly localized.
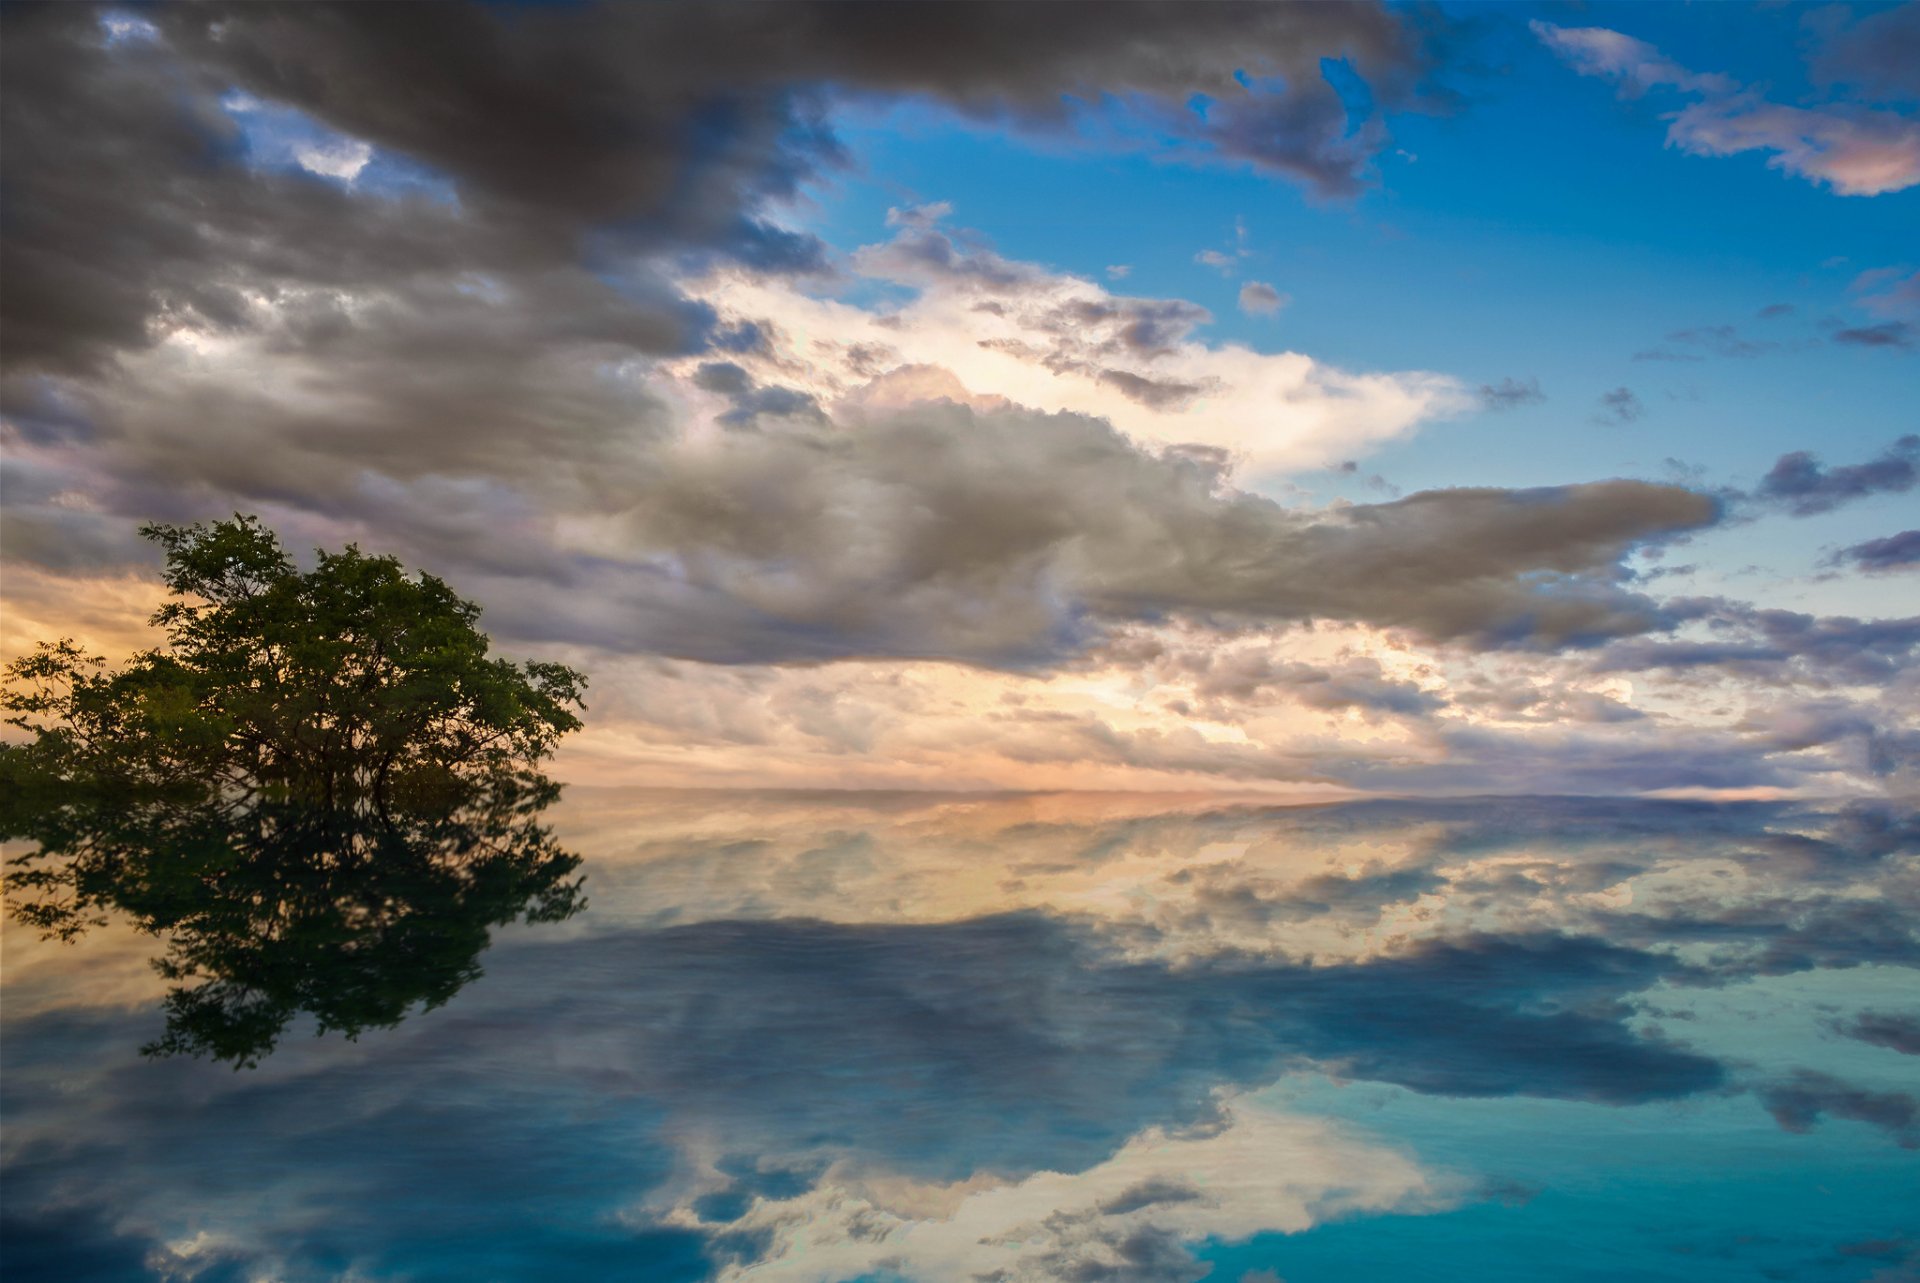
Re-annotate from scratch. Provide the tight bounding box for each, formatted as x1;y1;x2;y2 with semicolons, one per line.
1;516;589;1066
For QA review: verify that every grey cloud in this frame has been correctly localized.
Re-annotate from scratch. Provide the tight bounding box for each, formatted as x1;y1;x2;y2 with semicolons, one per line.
1452;681;1643;725
1174;652;1444;716
0;0;1446;483
1345;724;1806;796
1097;1179;1205;1217
1093;369;1216;411
1834;321;1916;348
1594;602;1920;685
858;224;1051;293
1759;1069;1919;1148
1853;268;1920;321
1829;530;1920;574
1633;324;1776;362
1020;1220;1210;1283
1174;863;1445;929
1237;281;1287;317
3;5;705;380
866;220;1217;383
161;0;1442;236
582;402;1718;663
1833;1010;1920;1056
1812;3;1920;103
1477;377;1545;411
694;362;827;428
1595;387;1644;425
1755;436;1919;516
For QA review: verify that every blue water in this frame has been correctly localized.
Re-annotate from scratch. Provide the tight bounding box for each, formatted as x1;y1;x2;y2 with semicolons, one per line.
3;791;1915;1281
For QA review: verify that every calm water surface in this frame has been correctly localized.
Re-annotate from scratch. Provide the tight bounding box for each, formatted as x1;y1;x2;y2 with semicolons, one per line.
4;790;1917;1281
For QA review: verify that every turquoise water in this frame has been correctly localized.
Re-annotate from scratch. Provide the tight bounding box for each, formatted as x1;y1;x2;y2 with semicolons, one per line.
4;790;1915;1280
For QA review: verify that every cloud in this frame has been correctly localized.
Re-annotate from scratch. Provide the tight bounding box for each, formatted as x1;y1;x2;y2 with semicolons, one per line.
292;137;374;181
1238;281;1289;317
1828;531;1920;574
1668;97;1920;198
1811;3;1920;104
1595;387;1643;424
1759;1069;1919;1148
1851;267;1920;320
1632;324;1776;362
688;1100;1445;1283
0;0;1451;387
1833;1010;1920;1056
705;210;1469;477
1755;436;1919;516
1527;22;1734;97
1835;321;1915;349
546;402;1714;664
1593;602;1920;686
1534;20;1920;195
1477;377;1545;411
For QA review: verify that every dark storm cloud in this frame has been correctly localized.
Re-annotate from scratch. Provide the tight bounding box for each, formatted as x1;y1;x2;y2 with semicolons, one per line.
1755;436;1920;515
2;0;1446;362
1828;530;1920;573
0;0;1443;397
0;5;713;380
162;0;1441;215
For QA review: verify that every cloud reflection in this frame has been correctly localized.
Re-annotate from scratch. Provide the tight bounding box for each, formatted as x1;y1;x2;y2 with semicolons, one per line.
2;791;1914;1281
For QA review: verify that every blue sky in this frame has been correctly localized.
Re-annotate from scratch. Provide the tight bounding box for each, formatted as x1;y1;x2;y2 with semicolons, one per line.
3;4;1918;792
798;2;1917;617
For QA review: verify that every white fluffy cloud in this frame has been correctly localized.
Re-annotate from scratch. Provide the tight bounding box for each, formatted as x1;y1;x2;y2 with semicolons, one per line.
676;207;1466;479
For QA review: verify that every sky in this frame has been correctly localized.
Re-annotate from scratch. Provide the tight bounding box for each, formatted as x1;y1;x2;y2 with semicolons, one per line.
1;0;1917;800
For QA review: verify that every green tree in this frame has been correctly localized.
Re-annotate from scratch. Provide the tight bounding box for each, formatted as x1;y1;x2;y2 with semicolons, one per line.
1;516;589;1066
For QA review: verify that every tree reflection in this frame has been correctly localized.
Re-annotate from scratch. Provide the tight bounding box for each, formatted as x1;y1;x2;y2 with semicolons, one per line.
6;770;583;1068
2;517;589;1067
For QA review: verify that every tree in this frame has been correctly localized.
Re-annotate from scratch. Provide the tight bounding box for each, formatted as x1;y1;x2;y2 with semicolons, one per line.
1;516;589;1066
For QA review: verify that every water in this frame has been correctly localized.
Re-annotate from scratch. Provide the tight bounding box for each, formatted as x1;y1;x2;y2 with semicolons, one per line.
3;789;1916;1281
